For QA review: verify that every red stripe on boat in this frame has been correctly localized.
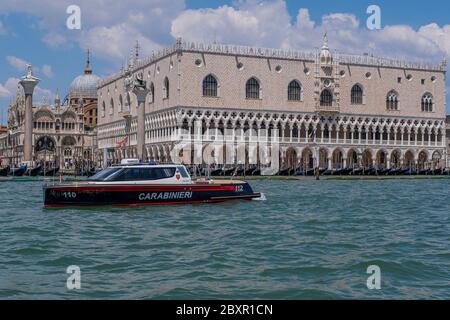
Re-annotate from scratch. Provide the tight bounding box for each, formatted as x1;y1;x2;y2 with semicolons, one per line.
45;185;237;192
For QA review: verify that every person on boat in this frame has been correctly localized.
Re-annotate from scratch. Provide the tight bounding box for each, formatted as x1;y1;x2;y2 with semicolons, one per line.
315;166;320;180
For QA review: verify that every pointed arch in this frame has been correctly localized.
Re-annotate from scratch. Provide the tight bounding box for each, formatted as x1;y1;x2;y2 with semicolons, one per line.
386;90;399;110
351;84;364;105
421;92;433;112
320;89;333;107
163;77;170;99
246;77;261;99
288;80;303;101
202;74;218;97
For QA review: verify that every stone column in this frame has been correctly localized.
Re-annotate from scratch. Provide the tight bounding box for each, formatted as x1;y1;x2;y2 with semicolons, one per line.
126;73;150;161
19;65;40;162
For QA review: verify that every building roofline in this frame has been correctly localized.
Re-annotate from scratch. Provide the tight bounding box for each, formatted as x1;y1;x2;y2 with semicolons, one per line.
98;39;447;88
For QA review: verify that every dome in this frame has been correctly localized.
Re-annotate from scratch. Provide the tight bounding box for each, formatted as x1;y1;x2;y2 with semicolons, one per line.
69;50;100;99
69;73;100;98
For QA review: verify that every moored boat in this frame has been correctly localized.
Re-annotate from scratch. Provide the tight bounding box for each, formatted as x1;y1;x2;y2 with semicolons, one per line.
0;167;9;177
28;165;42;176
9;165;27;177
39;167;60;176
43;161;261;207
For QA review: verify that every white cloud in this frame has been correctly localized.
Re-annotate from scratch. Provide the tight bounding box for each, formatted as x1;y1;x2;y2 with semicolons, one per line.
172;0;292;48
0;77;54;103
6;56;29;72
42;32;68;47
6;56;54;78
418;23;450;57
171;0;450;65
0;21;7;35
79;24;163;61
41;65;54;78
0;85;10;98
0;0;185;63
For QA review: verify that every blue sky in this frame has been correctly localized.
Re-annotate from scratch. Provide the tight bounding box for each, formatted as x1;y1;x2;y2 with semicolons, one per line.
1;0;449;123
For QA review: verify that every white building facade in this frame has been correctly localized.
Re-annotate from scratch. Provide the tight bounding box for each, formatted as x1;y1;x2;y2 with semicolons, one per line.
97;38;447;172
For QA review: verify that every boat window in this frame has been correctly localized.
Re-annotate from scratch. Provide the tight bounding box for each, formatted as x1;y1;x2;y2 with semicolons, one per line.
113;167;176;181
177;166;190;178
88;167;122;181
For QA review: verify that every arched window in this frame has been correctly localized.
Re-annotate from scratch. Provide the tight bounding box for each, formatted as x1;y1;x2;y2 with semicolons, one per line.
351;84;363;105
386;90;398;110
126;92;131;112
288;80;302;101
119;95;123;112
164;77;169;99
320;89;333;107
101;101;106;117
246;77;260;99
203;75;218;97
109;98;114;115
149;82;155;103
421;93;433;112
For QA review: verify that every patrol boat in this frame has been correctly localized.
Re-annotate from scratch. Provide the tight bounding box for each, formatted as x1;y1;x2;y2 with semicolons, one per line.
43;160;261;208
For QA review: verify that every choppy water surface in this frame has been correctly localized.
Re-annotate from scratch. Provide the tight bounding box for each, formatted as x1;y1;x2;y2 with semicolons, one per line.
0;178;449;299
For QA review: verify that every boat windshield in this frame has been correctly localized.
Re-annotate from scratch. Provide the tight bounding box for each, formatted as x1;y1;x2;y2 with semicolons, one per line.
88;167;122;181
177;166;190;178
111;167;177;181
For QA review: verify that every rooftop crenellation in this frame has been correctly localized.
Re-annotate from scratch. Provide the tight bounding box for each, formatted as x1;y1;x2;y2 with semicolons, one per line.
98;39;447;88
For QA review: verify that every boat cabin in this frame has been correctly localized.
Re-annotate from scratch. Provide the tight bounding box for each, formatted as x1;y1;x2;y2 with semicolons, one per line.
88;163;192;184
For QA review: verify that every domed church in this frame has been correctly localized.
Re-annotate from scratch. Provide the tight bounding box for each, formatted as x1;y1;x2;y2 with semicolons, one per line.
68;50;101;131
0;52;99;171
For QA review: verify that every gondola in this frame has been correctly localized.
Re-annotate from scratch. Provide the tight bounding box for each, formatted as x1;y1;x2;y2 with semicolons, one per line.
340;168;353;176
418;169;430;175
294;168;305;176
0;167;9;177
39;167;60;176
432;168;443;175
221;167;236;176
351;168;363;176
251;168;261;176
244;166;257;176
364;168;376;176
401;168;417;175
234;166;246;176
278;168;291;176
322;169;333;176
387;168;401;175
28;165;43;176
9;165;27;177
210;168;223;176
377;168;390;175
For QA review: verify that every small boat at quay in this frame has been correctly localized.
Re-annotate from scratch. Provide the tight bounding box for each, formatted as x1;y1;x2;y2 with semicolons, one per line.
39;167;60;176
9;165;27;177
43;160;261;208
27;165;42;176
0;167;9;177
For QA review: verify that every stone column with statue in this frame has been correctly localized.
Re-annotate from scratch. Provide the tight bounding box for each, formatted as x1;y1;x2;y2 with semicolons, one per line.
19;65;40;163
125;72;150;161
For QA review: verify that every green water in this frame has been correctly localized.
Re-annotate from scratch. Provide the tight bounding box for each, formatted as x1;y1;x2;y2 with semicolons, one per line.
0;179;449;299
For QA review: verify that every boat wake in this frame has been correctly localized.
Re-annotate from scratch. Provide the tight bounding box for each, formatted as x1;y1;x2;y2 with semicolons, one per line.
253;193;267;201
